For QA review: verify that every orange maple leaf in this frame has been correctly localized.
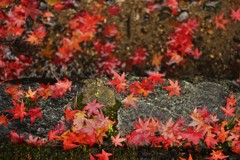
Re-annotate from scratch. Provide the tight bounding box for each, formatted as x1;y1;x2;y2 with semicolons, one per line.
151;54;163;68
25;26;47;45
25;86;37;99
4;84;24;101
122;93;138;108
209;150;228;160
215;13;230;31
163;79;181;97
179;154;193;160
95;149;112;160
64;106;77;122
0;114;8;127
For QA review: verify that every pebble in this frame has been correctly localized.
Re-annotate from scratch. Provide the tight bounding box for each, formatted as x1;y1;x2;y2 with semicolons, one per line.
177;11;189;22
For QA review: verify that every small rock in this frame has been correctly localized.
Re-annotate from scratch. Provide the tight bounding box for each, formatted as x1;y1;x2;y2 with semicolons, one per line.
177;11;189;22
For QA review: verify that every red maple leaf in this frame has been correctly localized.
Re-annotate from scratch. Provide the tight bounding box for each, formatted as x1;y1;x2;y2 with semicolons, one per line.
21;0;43;20
64;106;77;122
134;117;150;133
107;71;127;93
215;13;230;31
102;24;118;37
230;7;240;22
72;11;104;33
226;93;238;106
147;71;165;85
48;129;60;141
111;132;126;147
209;150;228;160
165;0;179;15
5;100;27;122
179;128;203;145
51;78;72;98
204;131;218;148
129;46;147;67
95;149;112;160
0;114;8;127
129;80;153;97
108;5;121;17
89;153;96;160
27;107;42;125
191;48;202;60
63;139;79;150
217;126;229;143
220;104;236;117
83;99;104;117
9;130;24;144
163;79;181;97
25;134;47;146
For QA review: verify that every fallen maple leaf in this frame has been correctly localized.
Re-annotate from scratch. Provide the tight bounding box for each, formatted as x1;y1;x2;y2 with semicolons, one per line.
209;150;228;160
25;134;47;146
220;104;236;117
107;71;127;93
83;99;104;117
27;107;43;125
230;7;240;22
179;154;193;160
163;79;181;97
64;105;77;122
4;84;24;101
25;26;47;45
51;78;72;98
179;128;203;145
151;54;163;68
108;5;121;17
89;153;96;160
0;114;8;127
204;131;218;148
43;11;55;22
37;83;53;99
215;13;230;31
9;130;24;144
95;149;112;160
147;71;165;85
111;132;126;147
5;100;27;122
102;24;118;37
226;93;238;106
191;48;202;60
122;93;138;108
25;86;37;99
48;129;59;141
129;46;147;67
165;0;179;15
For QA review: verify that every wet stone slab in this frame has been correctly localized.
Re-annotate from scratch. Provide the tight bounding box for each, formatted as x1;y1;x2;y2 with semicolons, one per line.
117;79;240;136
0;78;239;140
